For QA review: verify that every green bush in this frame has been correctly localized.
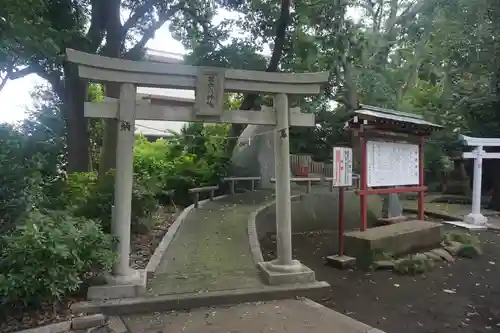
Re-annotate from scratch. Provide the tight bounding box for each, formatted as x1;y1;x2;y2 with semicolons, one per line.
0;125;40;232
65;171;158;233
0;211;115;308
133;133;229;206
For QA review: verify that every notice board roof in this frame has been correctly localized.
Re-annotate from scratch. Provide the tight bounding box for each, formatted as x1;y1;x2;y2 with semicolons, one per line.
347;105;442;136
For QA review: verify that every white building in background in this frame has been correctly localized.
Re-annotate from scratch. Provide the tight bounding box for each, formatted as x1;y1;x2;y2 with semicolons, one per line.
135;49;194;137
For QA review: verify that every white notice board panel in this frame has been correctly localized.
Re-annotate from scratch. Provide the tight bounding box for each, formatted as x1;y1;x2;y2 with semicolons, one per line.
366;141;419;187
332;147;353;187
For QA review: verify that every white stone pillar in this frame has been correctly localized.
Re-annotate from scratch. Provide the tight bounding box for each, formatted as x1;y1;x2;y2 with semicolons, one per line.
257;95;315;284
110;83;139;282
273;93;293;266
464;146;487;225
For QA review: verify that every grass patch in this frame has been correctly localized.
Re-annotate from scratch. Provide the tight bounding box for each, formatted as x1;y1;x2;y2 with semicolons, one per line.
442;231;479;246
394;254;435;275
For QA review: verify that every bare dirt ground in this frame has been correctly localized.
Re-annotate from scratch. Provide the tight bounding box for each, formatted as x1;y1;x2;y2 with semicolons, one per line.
261;228;500;333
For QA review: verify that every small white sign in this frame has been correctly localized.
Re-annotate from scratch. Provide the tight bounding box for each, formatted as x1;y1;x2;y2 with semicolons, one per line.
332;147;353;187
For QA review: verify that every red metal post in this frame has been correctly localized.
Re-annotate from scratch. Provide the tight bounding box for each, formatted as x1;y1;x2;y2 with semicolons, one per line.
418;136;425;220
359;136;368;231
338;187;345;255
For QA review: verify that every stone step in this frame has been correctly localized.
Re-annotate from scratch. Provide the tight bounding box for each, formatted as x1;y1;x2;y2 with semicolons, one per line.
344;220;443;258
71;281;329;316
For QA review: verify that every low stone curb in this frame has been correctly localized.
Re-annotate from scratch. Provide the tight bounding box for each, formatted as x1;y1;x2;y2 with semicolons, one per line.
247;194;303;266
15;314;106;333
72;281;329;316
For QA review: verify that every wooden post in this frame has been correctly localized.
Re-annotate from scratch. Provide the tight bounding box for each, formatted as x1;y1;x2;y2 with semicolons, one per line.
359;135;368;231
210;189;214;201
251;179;255;191
338;187;345;256
230;180;235;195
418;137;425;220
307;180;312;193
194;193;199;208
112;83;137;278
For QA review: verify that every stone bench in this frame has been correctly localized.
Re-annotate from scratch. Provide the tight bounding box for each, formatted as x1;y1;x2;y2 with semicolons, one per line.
270;177;322;193
188;186;219;208
223;177;261;194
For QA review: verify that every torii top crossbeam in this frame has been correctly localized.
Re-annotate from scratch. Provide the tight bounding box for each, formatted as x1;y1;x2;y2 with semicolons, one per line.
65;49;328;95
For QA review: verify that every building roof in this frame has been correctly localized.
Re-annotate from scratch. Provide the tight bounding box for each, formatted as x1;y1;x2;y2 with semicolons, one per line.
346;104;442;136
355;105;442;128
135;50;193;137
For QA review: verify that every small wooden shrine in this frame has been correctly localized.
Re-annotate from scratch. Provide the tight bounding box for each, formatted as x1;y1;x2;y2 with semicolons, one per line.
346;105;442;231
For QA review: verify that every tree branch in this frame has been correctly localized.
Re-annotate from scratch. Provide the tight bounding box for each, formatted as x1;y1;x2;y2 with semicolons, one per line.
124;2;185;60
122;0;157;37
0;68;12;92
182;7;212;45
85;0;107;53
240;0;291;110
5;65;37;81
226;0;292;153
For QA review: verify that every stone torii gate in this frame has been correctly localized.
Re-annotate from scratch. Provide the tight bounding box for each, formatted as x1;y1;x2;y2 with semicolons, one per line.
444;134;500;230
65;49;329;286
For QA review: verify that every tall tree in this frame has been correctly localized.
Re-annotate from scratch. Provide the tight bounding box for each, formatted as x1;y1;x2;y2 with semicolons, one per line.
1;0;217;173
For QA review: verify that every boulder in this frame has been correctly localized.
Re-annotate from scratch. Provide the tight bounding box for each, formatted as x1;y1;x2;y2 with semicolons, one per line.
230;125;285;188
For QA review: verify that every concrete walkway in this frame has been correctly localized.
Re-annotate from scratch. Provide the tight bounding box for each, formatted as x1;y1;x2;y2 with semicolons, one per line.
148;190;275;296
120;298;385;333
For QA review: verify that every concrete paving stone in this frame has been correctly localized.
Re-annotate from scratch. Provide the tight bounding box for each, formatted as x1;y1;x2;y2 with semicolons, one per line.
71;314;107;330
121;299;385;333
148;191;276;295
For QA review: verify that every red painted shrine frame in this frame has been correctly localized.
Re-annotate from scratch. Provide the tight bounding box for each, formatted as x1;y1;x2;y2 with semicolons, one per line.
354;130;427;231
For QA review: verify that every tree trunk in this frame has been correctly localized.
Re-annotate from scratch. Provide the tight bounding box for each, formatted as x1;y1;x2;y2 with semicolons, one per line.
99;84;120;177
63;63;90;172
98;0;122;177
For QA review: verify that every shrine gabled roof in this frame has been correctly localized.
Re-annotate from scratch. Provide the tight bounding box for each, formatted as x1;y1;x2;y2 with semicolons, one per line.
353;104;442;129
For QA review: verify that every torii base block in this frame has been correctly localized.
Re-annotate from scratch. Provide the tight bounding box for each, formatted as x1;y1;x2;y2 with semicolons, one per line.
258;260;315;285
443;215;488;231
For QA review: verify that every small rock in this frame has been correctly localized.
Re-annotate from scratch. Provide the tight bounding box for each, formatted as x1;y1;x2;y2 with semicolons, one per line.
374;260;395;269
444;241;463;256
430;248;455;262
425;251;443;261
412;253;429;261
